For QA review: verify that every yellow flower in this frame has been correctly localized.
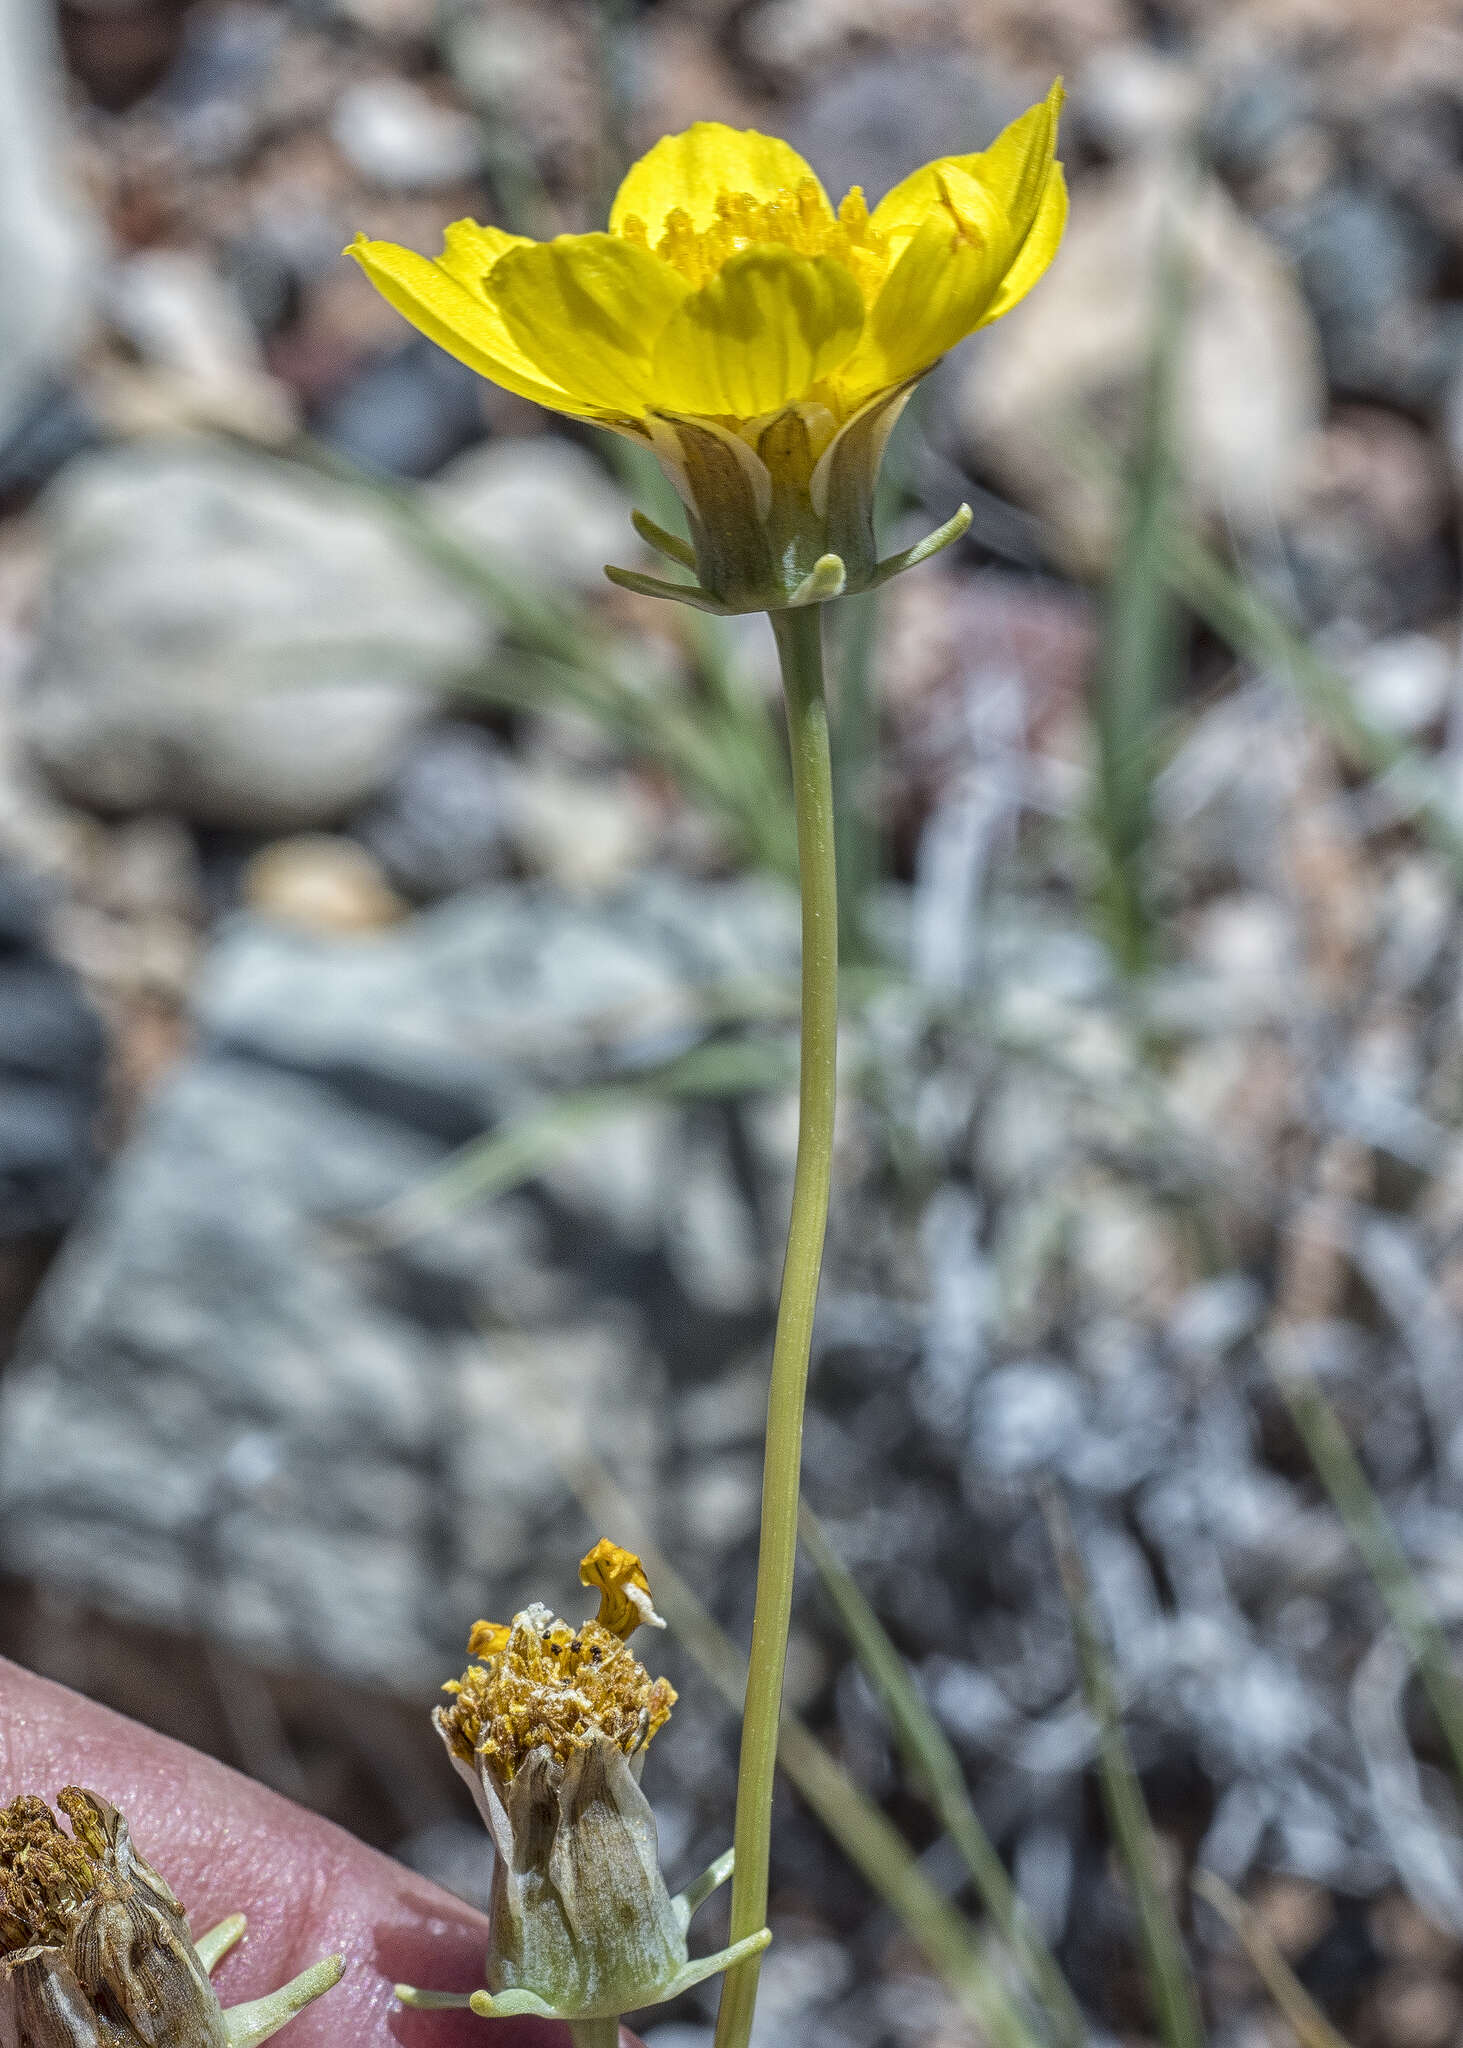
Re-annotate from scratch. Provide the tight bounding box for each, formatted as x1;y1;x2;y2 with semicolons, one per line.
347;87;1066;612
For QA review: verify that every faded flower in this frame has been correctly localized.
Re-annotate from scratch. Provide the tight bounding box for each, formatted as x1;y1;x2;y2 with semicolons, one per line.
0;1789;342;2048
396;1540;768;2025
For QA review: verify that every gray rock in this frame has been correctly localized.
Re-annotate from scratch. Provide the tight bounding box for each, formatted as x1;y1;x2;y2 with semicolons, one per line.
0;864;105;1239
431;436;631;594
330;79;482;190
18;441;493;828
355;723;514;900
969;1361;1087;1478
1277;180;1454;407
0;876;795;1684
0;0;98;442
781;51;1017;205
315;338;488;480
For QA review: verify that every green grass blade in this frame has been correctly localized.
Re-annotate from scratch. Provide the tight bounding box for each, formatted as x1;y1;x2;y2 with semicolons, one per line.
1088;179;1189;976
362;1031;796;1243
1043;1489;1206;2048
799;1505;1085;2047
1193;1870;1355;2048
1271;1363;1463;1787
1162;534;1463;877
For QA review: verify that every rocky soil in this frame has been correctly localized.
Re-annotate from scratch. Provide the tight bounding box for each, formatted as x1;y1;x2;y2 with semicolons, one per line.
8;5;1463;2048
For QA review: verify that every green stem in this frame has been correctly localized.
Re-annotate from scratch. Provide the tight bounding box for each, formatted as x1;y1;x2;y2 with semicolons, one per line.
1276;1366;1463;1786
568;2020;621;2048
713;604;840;2048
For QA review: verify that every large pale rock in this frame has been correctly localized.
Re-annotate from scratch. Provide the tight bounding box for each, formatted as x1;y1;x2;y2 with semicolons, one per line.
20;441;490;828
959;163;1327;571
19;435;632;830
0;877;794;1686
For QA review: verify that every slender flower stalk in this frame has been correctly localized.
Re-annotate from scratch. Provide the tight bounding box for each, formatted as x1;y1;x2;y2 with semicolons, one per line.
349;93;1067;2048
713;603;838;2048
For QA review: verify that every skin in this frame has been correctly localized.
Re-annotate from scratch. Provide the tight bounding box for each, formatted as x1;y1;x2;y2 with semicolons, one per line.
0;1658;631;2048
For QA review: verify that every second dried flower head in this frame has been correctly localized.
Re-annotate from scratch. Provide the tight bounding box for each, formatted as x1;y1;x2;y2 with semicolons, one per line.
0;1787;341;2048
397;1540;768;2025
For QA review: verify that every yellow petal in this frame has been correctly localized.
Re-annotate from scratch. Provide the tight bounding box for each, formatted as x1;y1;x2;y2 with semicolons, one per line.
869;80;1065;254
487;232;690;415
466;1619;511;1660
980;161;1069;326
649;246;863;417
437;217;532;297
609;121;830;240
836;166;1010;395
345;233;587;414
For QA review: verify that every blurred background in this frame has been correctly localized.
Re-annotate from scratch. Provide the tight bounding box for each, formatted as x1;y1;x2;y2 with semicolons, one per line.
9;1;1463;2045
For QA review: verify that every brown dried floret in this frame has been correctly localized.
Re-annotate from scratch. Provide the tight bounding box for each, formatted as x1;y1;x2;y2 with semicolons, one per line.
0;1797;99;1952
441;1611;676;1780
0;1791;342;2048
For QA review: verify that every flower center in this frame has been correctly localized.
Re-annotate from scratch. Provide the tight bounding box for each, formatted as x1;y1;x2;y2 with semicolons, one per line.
620;180;886;297
441;1605;676;1781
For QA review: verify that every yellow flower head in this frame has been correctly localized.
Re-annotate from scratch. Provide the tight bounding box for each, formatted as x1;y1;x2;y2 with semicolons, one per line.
347;89;1066;612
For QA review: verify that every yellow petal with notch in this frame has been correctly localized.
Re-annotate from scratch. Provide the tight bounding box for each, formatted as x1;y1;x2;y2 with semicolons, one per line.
610;121;831;241
345;234;586;413
649;246;863;417
437;218;533;298
980;161;1069;326
487;232;690;416
869;79;1065;255
837;164;1011;395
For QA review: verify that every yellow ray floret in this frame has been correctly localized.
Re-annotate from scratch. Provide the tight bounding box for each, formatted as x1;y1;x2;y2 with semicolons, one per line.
579;1537;666;1638
346;82;1066;432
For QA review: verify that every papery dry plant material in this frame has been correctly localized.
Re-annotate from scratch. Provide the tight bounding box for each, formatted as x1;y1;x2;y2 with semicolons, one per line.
397;1540;766;2034
0;1789;341;2048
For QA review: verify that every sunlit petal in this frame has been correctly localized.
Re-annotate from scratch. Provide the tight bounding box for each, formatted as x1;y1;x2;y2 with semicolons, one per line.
836;165;1010;396
980;161;1069;325
649;247;863;416
437;218;532;298
345;235;587;412
486;232;690;415
610;122;830;241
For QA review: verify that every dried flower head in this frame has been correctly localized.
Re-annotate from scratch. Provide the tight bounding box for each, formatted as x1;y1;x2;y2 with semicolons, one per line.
397;1541;767;2026
0;1790;342;2048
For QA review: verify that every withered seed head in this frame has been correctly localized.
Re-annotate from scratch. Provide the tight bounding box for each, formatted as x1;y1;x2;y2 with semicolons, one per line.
0;1793;341;2048
0;1947;105;2048
0;1799;100;1955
